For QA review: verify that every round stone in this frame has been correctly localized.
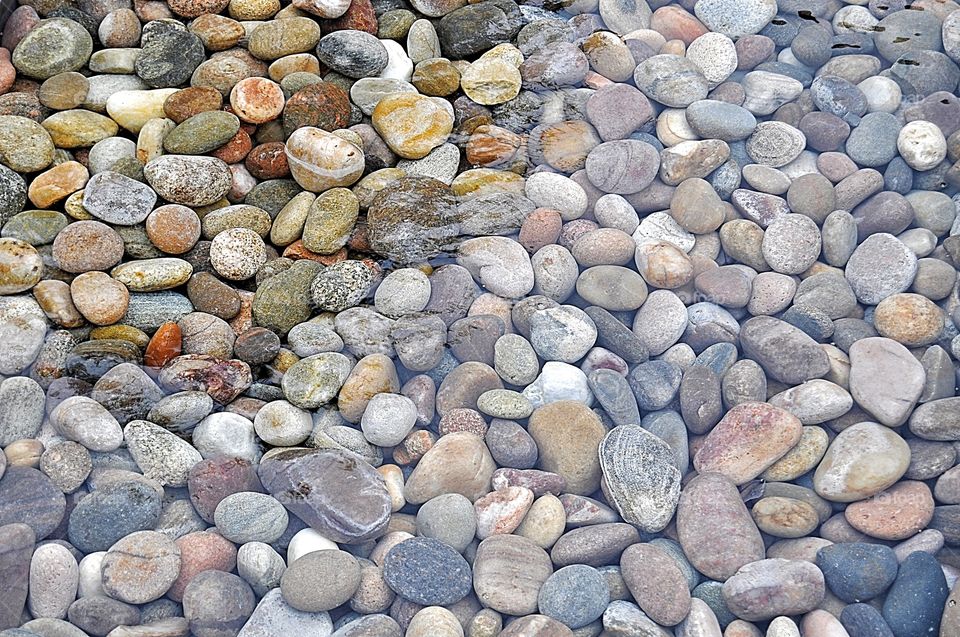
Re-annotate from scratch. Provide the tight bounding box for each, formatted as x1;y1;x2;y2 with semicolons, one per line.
209;228;267;281
280;549;361;612
538;564;609;629
814;422;911;503
101;531;181;604
182;571;256;637
382;537;472;606
584;140;660;195
0;238;42;294
214;492;288;544
12;18;93;80
285;126;365;192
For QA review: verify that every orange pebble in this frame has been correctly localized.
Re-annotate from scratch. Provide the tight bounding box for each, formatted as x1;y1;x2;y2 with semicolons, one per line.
145;321;182;368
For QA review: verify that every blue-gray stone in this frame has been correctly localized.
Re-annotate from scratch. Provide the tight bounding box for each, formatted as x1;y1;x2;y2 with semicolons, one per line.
583;306;648;364
537;564;610;629
685;101;757;142
628;361;682;411
810;75;868;125
382;537;472;606
884;157;914;194
881;551;948;637
846;112;901;168
67;480;162;553
692;342;739;376
816;543;899;603
840;603;895;637
588;369;639;427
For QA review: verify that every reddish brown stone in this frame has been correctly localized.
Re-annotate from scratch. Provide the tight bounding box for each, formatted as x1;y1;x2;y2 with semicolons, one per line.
438;408;488;438
393;429;437;465
210;128;252;164
163;87;224;124
282;241;348;265
466;124;522;168
844;480;935;541
693;402;803;485
650;6;708;44
157;354;253;404
282;82;351;137
321;0;377;34
518;208;562;254
144;322;182;368
168;531;238;601
187;456;263;523
245;142;289;179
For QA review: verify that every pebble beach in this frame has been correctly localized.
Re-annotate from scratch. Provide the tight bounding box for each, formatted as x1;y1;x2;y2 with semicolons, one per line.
1;0;960;636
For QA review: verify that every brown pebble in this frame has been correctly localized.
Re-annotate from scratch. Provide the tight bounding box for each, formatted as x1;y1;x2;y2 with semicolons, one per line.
146;204;202;255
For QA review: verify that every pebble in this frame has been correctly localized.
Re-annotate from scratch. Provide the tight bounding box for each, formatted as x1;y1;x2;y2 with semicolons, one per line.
677;472;764;581
721;558;825;621
849;337;925;427
259;447;390;543
182;571;255;637
473;534;553;616
814;421;911;503
100;531;180;604
538;564;609;629
0;2;957;636
281;549;361;612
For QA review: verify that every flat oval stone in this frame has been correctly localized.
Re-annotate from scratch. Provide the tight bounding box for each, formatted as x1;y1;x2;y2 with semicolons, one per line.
12;18;92;80
403;431;496;504
677;472;764;581
816;542;897;605
721;559;825;622
599;425;681;533
694;402;803;485
383;537;472;606
258;448;391;543
620;543;691;627
474;534;553;616
144;155;232;207
881;552;948;637
528;401;605;496
101;530;181;605
67;480;162;553
813;422;911;503
633;54;709;108
845;481;935;541
0;467;65;541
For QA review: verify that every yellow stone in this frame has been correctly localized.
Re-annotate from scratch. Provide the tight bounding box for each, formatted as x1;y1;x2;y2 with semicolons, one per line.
90;325;151;348
27;161;89;209
41;110;119;148
451;168;525;198
106;89;179;133
479;43;523;67
372;92;454;160
63;190;93;220
137;117;176;164
461;58;521;106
